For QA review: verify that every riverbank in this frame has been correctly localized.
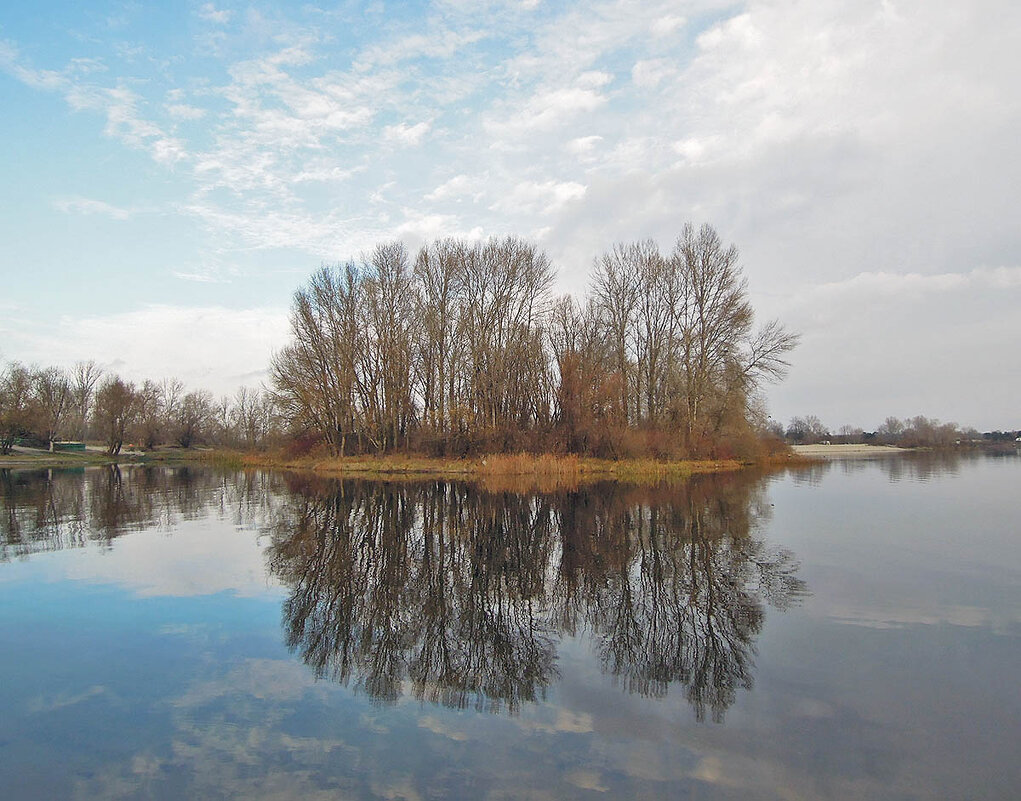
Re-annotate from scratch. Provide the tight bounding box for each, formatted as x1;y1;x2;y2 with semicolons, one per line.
2;446;812;487
187;449;807;489
0;447;148;469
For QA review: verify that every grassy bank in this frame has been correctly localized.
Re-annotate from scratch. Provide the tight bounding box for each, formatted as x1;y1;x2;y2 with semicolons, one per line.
182;449;795;489
3;446;813;487
0;450;149;469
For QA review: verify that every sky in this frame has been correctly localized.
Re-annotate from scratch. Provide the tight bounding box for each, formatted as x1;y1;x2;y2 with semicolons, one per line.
1;0;1018;431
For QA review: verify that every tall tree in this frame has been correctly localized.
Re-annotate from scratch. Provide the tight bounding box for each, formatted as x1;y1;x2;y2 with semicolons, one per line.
33;366;71;448
93;377;137;455
71;360;102;441
0;363;36;454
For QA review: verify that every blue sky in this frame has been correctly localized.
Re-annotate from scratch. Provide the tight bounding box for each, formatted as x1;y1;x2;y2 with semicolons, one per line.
2;0;1019;429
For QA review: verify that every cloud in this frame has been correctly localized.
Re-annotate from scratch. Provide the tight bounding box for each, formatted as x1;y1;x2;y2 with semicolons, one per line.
494;180;587;215
383;121;431;146
631;58;676;88
424;173;482;202
566;135;602;156
53;196;135;220
2;0;1020;427
6;305;290;397
165;102;206;120
2;46;187;163
197;3;233;25
804;266;1021;300
353;27;488;69
651;14;686;37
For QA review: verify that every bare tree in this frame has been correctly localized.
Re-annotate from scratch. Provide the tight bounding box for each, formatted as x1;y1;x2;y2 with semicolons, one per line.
93;377;138;455
71;360;102;441
671;223;754;452
0;362;37;454
175;390;214;448
414;238;464;444
785;415;828;444
590;244;641;424
359;241;416;452
271;263;364;454
135;379;164;450
231;386;273;448
33;366;72;448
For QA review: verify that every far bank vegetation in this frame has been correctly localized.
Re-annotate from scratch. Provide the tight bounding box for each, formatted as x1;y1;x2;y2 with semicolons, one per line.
0;360;273;457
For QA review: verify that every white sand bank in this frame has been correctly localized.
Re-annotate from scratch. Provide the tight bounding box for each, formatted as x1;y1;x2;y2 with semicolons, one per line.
792;444;909;458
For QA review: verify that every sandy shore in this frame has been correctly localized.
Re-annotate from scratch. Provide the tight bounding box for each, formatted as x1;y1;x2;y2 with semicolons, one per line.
792;444;909;458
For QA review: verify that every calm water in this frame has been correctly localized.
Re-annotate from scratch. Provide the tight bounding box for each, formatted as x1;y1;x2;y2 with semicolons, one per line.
0;456;1018;800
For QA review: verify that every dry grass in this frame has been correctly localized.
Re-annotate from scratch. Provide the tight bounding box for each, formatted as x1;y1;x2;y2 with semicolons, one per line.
193;449;751;489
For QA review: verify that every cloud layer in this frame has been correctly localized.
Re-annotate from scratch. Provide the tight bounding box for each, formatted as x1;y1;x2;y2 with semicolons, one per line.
1;0;1019;427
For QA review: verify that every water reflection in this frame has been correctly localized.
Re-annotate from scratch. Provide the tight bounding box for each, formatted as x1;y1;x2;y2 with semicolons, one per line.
0;466;805;722
789;450;1017;483
0;465;279;560
266;474;806;721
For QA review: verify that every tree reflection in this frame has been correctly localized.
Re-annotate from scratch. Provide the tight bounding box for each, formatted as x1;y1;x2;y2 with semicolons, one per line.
267;474;806;721
1;466;805;721
0;465;279;559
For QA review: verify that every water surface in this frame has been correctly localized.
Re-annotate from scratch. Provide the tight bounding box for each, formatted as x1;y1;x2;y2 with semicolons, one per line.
0;456;1017;799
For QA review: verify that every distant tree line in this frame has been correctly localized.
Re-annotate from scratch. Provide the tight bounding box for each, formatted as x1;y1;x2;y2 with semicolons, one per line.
778;414;1017;449
0;359;277;456
270;224;798;459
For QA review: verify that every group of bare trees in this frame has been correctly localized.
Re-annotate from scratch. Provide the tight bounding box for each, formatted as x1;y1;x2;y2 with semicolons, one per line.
0;359;276;455
272;225;798;458
0;361;102;454
271;237;557;455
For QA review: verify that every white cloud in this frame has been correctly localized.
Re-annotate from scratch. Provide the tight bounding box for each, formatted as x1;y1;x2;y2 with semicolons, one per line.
631;58;675;88
165;102;206;120
425;173;480;202
494;180;587;215
7;305;290;397
383;121;431;146
651;14;686;38
53;196;134;220
3;0;1021;427
353;27;488;69
197;3;233;25
805;266;1021;300
566;135;602;156
57;81;188;163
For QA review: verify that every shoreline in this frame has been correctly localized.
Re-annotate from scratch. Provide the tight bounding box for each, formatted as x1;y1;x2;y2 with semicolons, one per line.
2;447;813;486
188;450;804;488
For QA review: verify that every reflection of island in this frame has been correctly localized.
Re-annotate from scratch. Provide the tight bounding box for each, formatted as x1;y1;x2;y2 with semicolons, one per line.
1;465;806;721
267;474;806;721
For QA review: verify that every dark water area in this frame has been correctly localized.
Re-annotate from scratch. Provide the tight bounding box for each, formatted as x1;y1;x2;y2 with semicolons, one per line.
0;455;1018;799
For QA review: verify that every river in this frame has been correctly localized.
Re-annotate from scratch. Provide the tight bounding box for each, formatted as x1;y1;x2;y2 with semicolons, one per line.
0;454;1017;799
